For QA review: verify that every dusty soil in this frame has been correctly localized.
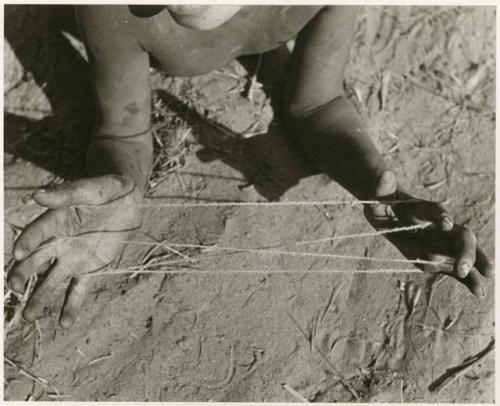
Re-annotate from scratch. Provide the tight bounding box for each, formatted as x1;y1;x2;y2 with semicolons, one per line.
4;5;495;402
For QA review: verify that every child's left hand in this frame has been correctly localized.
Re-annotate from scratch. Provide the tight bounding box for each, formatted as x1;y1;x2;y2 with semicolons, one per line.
364;171;493;297
8;175;144;328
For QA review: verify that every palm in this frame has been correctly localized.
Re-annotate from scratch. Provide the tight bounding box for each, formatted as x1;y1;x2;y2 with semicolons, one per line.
9;175;143;328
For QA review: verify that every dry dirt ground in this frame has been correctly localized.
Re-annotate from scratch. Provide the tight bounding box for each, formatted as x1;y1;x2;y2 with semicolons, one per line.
3;5;495;402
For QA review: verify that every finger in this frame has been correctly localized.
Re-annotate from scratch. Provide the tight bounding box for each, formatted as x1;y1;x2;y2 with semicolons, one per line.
22;264;68;322
9;247;57;293
475;247;493;278
459;270;484;297
13;210;64;260
366;202;397;221
59;277;90;329
453;228;476;278
33;175;136;209
409;201;453;231
374;170;398;198
14;207;137;262
426;253;454;274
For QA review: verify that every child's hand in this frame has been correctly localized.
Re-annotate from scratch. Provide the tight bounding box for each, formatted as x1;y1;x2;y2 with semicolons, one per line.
364;171;493;297
9;175;143;328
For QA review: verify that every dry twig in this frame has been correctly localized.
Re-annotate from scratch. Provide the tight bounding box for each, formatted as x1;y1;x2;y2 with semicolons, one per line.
428;339;494;392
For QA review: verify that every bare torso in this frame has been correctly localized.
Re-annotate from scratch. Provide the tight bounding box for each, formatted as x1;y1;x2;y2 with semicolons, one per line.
76;5;354;137
78;5;323;76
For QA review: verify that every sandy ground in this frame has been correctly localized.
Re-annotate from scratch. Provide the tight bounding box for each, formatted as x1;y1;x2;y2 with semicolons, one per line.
4;5;495;402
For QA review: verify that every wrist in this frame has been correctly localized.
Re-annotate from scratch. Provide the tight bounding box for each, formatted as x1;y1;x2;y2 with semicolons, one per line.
86;132;153;195
285;96;389;200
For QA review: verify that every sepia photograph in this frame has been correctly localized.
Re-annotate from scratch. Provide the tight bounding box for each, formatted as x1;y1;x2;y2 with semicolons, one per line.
3;3;495;402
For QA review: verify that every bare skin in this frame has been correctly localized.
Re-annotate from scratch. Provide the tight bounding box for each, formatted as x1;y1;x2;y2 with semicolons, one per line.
9;5;492;329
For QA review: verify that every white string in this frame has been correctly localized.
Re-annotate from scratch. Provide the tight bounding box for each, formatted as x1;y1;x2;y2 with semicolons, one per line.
83;268;422;277
74;199;420;208
61;223;441;266
283;223;430;247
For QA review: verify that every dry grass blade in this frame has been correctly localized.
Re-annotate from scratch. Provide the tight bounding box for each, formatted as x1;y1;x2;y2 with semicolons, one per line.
6;274;37;333
47;393;71;400
245;53;263;101
414;322;490;337
286;310;359;400
88;353;112;366
380;70;391;110
149;112;194;191
282;384;309;402
320;281;343;323
5;356;60;396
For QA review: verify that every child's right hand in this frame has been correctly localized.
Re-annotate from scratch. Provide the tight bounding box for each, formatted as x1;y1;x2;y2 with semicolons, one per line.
364;171;493;297
8;175;144;328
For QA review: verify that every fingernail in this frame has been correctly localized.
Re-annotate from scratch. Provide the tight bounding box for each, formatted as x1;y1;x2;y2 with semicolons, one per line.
59;314;74;329
21;194;33;204
459;262;471;278
14;247;26;261
385;205;395;218
485;261;494;277
9;275;24;293
443;217;453;230
22;298;42;322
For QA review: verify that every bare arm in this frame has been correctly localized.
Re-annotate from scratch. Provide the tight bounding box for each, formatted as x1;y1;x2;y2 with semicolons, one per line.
8;7;155;328
284;5;389;200
284;6;492;295
76;5;153;192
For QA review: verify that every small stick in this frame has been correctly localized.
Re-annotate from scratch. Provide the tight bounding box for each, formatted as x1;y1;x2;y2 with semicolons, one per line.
129;244;165;280
428;339;495;392
380;70;391;110
88;353;112;366
160;243;192;261
48;393;71;400
242;285;265;308
5;356;59;395
141;244;163;266
320;281;343;323
282;384;309;402
443;311;462;331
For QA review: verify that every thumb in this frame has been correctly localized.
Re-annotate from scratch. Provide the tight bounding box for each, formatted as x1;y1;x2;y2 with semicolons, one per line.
33;175;136;209
374;170;398;198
